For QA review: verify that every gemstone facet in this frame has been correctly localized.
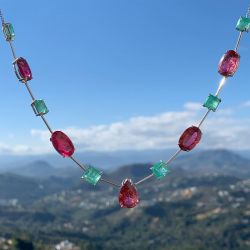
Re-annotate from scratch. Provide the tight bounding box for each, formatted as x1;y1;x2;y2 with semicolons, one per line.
203;94;221;112
150;161;169;179
119;179;139;208
218;50;240;77
3;23;15;41
82;166;102;185
236;16;250;32
50;131;75;157
179;126;202;152
13;57;33;82
31;99;49;116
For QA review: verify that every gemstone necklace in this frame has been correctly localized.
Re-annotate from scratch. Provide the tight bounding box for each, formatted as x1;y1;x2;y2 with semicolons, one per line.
0;7;249;208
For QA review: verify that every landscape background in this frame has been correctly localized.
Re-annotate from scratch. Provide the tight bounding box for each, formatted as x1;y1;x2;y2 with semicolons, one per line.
0;149;250;249
0;0;250;249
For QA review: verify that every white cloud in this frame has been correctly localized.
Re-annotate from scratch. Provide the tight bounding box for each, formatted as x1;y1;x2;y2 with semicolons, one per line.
0;143;33;155
1;101;250;155
184;102;203;111
31;110;196;152
0;141;54;155
30;103;250;153
241;100;250;107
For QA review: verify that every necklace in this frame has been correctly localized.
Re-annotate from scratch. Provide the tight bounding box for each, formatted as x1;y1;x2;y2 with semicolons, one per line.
0;6;249;209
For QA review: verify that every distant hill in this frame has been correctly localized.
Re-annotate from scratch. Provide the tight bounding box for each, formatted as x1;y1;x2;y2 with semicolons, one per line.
0;173;76;205
7;160;57;178
3;160;81;179
108;163;152;183
0;149;176;170
174;149;250;178
104;149;250;183
0;158;249;250
0;149;249;249
1;149;250;180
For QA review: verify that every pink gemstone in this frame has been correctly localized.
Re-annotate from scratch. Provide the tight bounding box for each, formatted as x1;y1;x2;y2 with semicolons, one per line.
15;57;32;81
50;131;75;157
119;179;139;208
178;126;202;151
218;50;240;77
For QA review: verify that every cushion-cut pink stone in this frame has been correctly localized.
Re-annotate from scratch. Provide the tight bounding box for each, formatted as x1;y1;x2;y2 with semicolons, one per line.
218;50;240;77
178;126;202;152
50;131;75;157
119;179;139;208
15;57;32;81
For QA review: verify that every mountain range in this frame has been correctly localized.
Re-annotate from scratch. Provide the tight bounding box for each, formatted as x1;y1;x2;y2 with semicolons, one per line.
0;149;249;250
1;149;249;180
0;148;249;172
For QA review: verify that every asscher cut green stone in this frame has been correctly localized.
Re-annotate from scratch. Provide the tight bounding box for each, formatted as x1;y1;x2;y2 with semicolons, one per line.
82;166;102;185
203;94;221;112
236;16;250;32
3;23;15;41
31;100;49;116
150;161;169;179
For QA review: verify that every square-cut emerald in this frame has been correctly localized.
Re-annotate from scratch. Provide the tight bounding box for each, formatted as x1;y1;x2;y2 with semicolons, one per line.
203;94;221;112
31;99;49;116
150;161;169;179
3;23;15;41
82;166;102;185
236;16;250;32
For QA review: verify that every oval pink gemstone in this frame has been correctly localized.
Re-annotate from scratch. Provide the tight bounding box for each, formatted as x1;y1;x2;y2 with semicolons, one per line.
15;57;33;81
50;131;75;157
119;179;139;208
218;50;240;77
178;126;202;152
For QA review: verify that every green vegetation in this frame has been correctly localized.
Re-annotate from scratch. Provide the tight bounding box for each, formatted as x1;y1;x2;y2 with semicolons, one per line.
0;150;249;249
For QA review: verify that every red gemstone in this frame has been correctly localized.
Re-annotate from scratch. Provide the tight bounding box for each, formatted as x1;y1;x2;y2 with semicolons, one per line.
218;50;240;77
15;57;33;81
178;126;202;151
119;179;139;208
50;131;75;157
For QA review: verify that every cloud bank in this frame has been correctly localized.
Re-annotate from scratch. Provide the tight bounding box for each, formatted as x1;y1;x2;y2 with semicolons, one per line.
1;101;250;155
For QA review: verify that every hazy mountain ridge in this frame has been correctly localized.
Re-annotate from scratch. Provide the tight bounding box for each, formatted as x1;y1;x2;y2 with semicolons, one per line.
174;150;250;178
2;149;250;180
0;149;249;249
1;148;249;172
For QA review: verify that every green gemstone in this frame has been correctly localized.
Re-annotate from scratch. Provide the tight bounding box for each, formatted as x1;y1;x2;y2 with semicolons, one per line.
236;16;250;32
3;23;15;41
31;100;49;116
82;166;102;185
203;94;221;112
150;161;169;179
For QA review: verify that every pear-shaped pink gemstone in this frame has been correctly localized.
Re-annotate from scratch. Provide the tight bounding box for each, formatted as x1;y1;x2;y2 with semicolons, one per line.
218;50;240;77
119;179;139;208
50;131;75;157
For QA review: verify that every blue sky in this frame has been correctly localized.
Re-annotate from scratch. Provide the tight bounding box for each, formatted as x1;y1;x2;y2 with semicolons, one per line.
0;0;250;155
